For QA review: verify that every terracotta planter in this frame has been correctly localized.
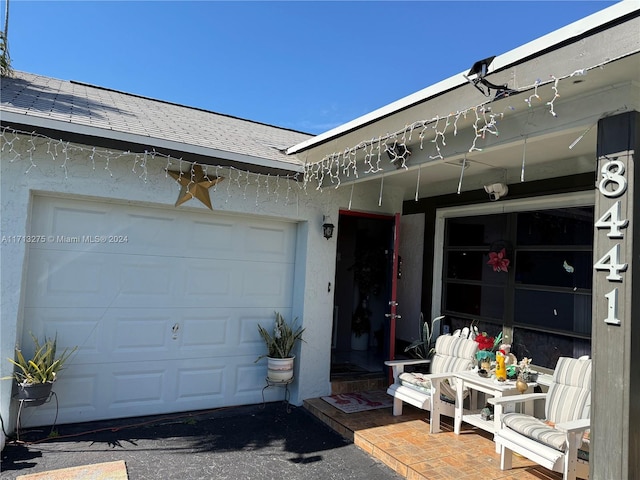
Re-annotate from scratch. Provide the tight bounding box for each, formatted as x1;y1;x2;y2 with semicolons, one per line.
267;356;295;383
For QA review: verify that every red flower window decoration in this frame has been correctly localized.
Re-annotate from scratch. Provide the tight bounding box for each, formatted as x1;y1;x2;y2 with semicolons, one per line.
487;241;511;273
487;248;510;272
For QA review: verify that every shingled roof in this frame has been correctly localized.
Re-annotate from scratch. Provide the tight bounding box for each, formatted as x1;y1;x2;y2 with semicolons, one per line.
1;72;311;173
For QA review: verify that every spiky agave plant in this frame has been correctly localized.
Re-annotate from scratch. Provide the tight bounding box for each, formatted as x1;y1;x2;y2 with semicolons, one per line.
6;333;77;384
404;313;433;359
255;312;305;361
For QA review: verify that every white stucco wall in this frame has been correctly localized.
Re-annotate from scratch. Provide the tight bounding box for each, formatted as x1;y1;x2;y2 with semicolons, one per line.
0;134;404;448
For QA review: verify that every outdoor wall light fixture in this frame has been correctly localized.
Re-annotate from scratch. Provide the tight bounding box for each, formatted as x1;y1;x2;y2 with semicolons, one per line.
464;56;515;100
322;216;335;240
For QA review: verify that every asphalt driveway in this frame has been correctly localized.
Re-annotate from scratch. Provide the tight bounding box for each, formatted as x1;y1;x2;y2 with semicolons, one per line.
1;402;402;480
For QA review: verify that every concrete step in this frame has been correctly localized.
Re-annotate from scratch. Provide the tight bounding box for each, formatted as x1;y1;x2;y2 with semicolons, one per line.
330;374;386;394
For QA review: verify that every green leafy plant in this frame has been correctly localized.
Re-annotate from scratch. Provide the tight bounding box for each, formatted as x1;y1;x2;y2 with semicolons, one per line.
0;30;11;77
474;330;503;362
404;314;441;359
4;333;77;385
1;0;13;78
351;301;371;337
255;312;305;361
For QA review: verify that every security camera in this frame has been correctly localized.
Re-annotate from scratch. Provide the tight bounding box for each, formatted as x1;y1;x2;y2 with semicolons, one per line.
484;183;508;201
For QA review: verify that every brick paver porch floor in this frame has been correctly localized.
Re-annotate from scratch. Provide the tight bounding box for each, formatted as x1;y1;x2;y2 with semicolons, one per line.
303;395;568;480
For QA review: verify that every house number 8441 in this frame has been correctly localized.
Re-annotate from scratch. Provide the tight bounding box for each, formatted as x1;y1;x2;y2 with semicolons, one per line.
594;158;628;325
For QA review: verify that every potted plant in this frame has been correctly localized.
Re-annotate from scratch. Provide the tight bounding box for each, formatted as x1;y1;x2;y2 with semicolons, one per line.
474;330;503;371
255;312;305;383
404;313;440;359
4;333;77;406
350;300;371;351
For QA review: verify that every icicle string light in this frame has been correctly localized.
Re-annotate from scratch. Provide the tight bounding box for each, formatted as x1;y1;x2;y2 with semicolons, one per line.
301;55;634;191
525;79;541;107
1;126;303;209
457;155;467;195
521;137;527;182
546;76;560;117
430;114;451;160
348;183;354;210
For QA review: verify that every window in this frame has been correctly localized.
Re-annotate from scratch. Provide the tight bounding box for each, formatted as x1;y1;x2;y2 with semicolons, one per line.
440;202;594;368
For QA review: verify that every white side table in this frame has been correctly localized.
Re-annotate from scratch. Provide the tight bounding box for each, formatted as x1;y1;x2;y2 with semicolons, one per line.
453;370;536;452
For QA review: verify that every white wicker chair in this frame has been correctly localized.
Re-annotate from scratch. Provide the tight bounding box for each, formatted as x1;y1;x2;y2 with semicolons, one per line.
489;356;591;480
385;334;478;433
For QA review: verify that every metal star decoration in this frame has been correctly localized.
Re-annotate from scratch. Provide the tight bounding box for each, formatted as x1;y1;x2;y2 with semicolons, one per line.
167;164;223;210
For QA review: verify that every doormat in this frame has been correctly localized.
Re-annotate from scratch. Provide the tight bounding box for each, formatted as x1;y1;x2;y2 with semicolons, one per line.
321;390;393;413
17;460;128;480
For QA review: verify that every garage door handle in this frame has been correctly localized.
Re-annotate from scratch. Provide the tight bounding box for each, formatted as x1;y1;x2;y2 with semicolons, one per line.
172;323;180;339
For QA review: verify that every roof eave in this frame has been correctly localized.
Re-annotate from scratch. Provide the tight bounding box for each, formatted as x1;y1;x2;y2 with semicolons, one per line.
287;0;639;155
1;111;305;174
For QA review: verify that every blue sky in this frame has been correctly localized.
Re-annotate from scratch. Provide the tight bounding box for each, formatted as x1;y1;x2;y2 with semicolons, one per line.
4;1;618;134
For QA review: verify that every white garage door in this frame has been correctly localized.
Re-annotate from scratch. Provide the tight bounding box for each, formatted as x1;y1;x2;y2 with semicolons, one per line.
20;195;297;427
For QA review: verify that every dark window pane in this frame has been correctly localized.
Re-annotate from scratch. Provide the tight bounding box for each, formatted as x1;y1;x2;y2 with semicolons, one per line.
514;289;591;334
447;251;508;284
446;215;507;246
517;207;594;246
512;328;591;369
445;283;504;319
515;251;593;289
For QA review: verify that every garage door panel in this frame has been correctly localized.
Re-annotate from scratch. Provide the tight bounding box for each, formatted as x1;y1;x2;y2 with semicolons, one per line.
180;316;228;349
236;363;269;393
50;205;110;237
57;373;98;410
119;261;173;296
183;259;234;298
25;250;116;308
243;224;294;262
122;212;178;252
175;366;225;402
239;313;279;352
27;358;269;424
111;370;166;407
240;265;294;306
26;250;105;299
112;316;173;356
31;199;297;261
17;370;101;427
20;310;98;355
22;196;297;426
189;219;236;253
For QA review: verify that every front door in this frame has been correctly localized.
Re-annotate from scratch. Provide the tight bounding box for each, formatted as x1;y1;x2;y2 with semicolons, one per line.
331;211;400;377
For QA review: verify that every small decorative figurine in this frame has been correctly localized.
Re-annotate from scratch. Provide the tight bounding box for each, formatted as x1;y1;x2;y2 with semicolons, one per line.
495;350;507;382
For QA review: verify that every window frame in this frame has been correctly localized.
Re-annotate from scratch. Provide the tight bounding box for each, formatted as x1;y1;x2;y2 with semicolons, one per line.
431;191;595;331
